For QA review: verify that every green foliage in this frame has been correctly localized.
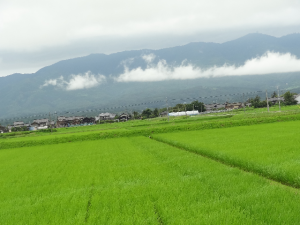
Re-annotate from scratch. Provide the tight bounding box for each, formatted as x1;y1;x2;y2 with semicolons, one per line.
249;95;269;108
249;95;261;108
173;101;205;112
283;91;298;105
153;108;159;117
133;111;140;119
173;104;184;112
192;100;206;112
11;126;29;132
141;108;152;118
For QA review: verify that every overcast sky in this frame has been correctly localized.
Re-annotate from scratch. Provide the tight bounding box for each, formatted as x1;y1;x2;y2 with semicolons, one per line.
1;0;300;77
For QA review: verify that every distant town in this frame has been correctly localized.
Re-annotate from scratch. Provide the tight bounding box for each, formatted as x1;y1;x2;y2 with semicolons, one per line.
1;91;298;134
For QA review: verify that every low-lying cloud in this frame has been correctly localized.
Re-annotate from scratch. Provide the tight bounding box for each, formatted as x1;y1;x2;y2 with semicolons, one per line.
42;71;106;90
115;52;300;82
141;53;156;63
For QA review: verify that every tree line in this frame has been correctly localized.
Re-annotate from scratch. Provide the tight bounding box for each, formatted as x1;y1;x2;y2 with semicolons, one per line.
247;91;297;108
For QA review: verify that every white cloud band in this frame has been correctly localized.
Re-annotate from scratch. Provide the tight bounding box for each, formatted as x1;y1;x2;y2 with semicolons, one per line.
42;71;106;90
115;52;300;82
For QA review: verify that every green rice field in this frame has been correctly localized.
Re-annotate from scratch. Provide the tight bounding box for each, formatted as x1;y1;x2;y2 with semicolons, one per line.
154;120;300;187
1;137;300;224
1;110;300;224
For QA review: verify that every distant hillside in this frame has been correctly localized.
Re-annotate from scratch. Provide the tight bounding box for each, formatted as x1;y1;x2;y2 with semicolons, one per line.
1;33;300;122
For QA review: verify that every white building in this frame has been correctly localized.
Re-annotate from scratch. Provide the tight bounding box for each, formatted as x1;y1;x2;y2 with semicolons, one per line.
169;110;199;117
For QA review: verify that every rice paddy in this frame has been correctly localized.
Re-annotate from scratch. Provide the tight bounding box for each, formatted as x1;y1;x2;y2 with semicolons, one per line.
1;137;300;224
1;110;300;224
153;120;300;187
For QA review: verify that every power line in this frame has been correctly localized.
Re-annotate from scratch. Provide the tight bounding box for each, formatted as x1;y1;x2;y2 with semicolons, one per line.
0;90;265;123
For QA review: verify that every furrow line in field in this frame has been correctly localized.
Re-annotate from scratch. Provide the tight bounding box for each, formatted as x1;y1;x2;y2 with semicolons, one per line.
84;182;95;223
151;137;300;191
153;204;164;225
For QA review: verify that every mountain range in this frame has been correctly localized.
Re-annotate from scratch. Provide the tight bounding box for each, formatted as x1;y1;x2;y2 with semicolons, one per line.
1;33;300;124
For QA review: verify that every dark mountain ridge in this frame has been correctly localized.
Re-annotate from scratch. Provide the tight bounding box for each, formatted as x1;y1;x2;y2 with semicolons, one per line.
1;33;300;122
30;33;300;79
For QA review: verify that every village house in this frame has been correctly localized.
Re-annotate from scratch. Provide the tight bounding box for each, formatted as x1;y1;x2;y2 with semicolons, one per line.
0;125;8;133
12;121;31;129
160;111;168;117
31;119;54;129
82;117;95;124
56;116;84;127
225;103;243;110
13;121;25;127
119;113;130;121
7;125;13;132
294;94;300;103
98;113;116;121
267;97;284;105
204;103;226;111
31;118;49;127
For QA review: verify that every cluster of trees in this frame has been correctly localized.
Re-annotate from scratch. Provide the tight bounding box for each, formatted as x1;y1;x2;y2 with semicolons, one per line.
11;126;29;132
283;91;298;105
248;91;298;108
131;108;160;119
248;96;269;108
132;101;206;119
169;101;206;112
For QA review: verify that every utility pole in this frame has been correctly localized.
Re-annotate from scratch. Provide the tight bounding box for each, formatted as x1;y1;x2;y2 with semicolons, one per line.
266;90;269;112
166;97;169;122
49;112;52;133
243;93;245;113
277;86;281;111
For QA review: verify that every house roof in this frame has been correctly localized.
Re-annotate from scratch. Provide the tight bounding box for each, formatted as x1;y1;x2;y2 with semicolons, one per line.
268;97;284;101
99;112;116;117
57;116;83;121
13;121;24;126
293;94;300;98
205;104;225;109
225;103;243;107
160;111;168;115
32;118;49;123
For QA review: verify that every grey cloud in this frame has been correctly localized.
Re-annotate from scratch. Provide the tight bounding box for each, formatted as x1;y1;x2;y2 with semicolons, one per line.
1;0;300;52
1;0;300;77
3;25;300;77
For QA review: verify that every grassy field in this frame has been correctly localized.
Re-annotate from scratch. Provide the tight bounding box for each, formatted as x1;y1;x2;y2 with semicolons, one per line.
1;108;300;224
154;120;300;187
2;111;300;150
1;137;300;224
